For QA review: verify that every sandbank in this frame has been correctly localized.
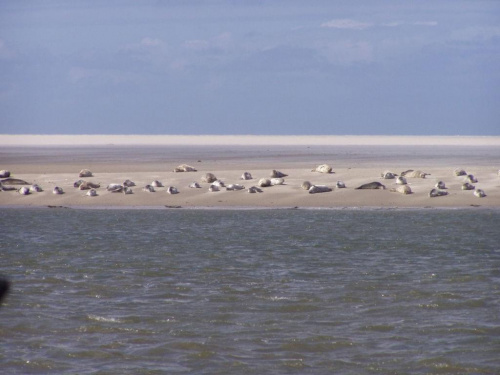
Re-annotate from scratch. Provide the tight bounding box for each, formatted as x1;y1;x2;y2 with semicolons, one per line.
1;135;499;209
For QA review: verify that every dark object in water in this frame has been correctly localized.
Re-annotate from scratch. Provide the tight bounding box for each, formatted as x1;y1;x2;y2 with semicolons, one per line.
0;276;10;305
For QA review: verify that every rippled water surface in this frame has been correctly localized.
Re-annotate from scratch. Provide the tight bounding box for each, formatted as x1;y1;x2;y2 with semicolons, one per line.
1;208;500;374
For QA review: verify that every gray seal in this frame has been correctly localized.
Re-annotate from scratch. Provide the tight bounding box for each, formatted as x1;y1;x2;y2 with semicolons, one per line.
309;185;332;194
462;182;475;190
473;189;486;198
18;186;30;195
0;170;11;178
201;173;217;183
312;164;333;173
381;171;397;179
143;185;155;192
429;188;448;197
52;186;64;195
79;169;93;178
240;172;253;180
247;186;263;193
336;181;346;188
435;181;446;189
271;170;288;178
167;186;179;194
301;181;312;190
355;182;386;190
390;185;412;195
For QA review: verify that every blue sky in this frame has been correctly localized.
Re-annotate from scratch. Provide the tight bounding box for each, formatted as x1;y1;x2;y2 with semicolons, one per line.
0;0;499;135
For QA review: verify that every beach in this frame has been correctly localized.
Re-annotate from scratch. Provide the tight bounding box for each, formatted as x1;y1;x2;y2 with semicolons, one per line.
1;135;499;209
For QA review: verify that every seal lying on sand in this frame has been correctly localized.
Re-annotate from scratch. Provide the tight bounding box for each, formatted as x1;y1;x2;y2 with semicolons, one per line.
248;186;263;193
123;187;133;194
462;182;475;190
189;182;201;188
336;181;346;188
312;164;332;173
403;170;430;178
309;185;332;194
79;181;100;190
166;186;179;194
202;173;217;183
208;184;220;192
258;178;271;187
435;181;446;189
240;172;253;180
18;186;30;195
143;185;155;192
381;171;397;179
271;170;288;178
86;189;98;197
301;181;312;190
474;189;486;198
123;179;136;187
355;182;386;190
429;188;448;197
226;184;245;191
152;180;163;188
396;176;407;185
174;164;197;172
464;174;478;183
79;169;93;178
454;168;467;176
390;185;412;195
1;178;30;185
270;178;285;186
0;170;10;178
212;180;225;188
29;184;43;192
52;186;64;194
74;180;85;188
107;184;123;193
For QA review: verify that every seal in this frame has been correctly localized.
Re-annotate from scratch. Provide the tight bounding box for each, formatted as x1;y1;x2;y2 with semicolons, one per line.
435;181;446;189
258;178;271;187
309;185;332;194
212;180;225;188
312;164;332;173
86;189;98;197
454;168;467;176
201;173;217;183
390;185;412;194
29;184;43;192
123;187;133;194
174;164;197;172
464;174;478;183
152;180;163;188
462;182;475;190
107;184;123;193
248;186;263;193
381;171;397;179
404;170;430;178
336;181;346;188
167;186;179;194
270;178;285;185
226;184;245;191
123;179;136;187
0;170;11;178
79;169;93;178
240;172;253;180
301;181;312;190
18;186;30;195
52;186;64;194
143;185;155;192
208;184;220;192
396;176;407;185
1;178;30;185
189;182;201;188
429;188;448;197
79;181;100;190
271;170;288;178
355;182;386;190
74;180;85;188
473;189;486;198
0;182;16;191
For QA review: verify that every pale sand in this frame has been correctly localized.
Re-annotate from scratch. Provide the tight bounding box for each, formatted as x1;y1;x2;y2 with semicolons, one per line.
1;135;499;209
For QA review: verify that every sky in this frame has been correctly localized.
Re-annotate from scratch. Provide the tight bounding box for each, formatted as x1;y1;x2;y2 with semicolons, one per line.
0;0;499;135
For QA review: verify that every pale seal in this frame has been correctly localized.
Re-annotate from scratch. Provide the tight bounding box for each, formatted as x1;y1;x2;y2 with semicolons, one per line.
29;184;43;192
390;185;412;195
123;179;136;187
435;181;446;189
381;171;397;179
248;186;263;193
212;179;225;188
270;178;285;186
258;178;271;187
473;189;486;198
201;173;217;183
143;185;155;192
454;168;467;176
107;184;123;193
189;182;201;188
167;186;179;194
301;181;312;190
240;172;253;180
18;186;30;195
226;184;245;191
52;186;64;194
309;185;332;194
0;170;11;178
312;164;332;173
429;188;448;197
271;170;288;178
79;169;93;178
404;170;430;178
464;174;478;183
174;164;197;172
462;182;475;190
208;184;220;192
355;182;386;190
152;180;163;188
396;176;407;185
86;189;98;197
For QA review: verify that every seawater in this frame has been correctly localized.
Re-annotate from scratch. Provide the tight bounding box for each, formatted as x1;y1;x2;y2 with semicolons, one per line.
1;208;499;374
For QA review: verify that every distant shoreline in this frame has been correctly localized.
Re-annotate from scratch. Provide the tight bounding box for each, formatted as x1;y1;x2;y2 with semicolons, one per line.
2;134;500;146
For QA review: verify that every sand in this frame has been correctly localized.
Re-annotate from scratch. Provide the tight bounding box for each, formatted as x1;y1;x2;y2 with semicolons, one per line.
1;135;499;209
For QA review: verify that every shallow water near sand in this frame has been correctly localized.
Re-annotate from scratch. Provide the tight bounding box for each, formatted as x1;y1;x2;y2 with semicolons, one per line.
1;208;500;374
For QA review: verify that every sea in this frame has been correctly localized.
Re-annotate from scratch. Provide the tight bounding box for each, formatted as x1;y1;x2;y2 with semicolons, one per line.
1;208;499;374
